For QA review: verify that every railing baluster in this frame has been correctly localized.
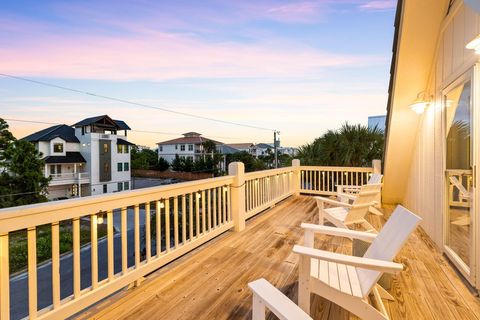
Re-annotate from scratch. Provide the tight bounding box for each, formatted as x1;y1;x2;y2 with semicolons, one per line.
27;227;37;319
165;199;171;251
227;186;232;221
182;195;187;243
134;205;140;268
189;193;194;240
201;190;206;234
0;233;9;320
107;210;114;281
145;202;151;262
222;185;227;223
218;187;222;224
213;188;217;227
51;222;60;309
195;193;200;237
73;218;81;299
91;214;98;289
121;207;128;274
156;201;161;256
208;189;212;231
174;197;179;248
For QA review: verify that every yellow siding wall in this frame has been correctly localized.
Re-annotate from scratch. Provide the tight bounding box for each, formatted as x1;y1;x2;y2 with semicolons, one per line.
402;3;480;247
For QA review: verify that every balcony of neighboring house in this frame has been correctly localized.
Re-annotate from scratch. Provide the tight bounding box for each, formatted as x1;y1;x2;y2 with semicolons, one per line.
0;162;479;320
48;172;90;186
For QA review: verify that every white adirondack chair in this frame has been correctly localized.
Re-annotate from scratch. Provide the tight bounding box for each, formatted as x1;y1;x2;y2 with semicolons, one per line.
337;173;384;216
315;183;381;233
449;176;471;226
294;205;422;320
248;278;312;320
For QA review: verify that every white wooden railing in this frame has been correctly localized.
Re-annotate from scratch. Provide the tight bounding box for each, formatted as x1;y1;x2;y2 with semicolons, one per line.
0;159;380;320
244;167;295;219
300;166;374;195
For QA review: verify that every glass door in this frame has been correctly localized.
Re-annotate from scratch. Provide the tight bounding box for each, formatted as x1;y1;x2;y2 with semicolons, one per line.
444;70;476;285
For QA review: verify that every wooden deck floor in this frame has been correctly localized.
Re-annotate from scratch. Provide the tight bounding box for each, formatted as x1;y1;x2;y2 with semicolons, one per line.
76;196;480;320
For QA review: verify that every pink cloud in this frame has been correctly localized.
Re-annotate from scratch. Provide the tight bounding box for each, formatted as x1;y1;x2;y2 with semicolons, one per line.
0;29;384;81
358;1;397;11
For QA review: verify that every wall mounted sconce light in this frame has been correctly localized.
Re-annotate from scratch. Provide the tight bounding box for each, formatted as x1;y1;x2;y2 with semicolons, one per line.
409;91;431;114
466;35;480;54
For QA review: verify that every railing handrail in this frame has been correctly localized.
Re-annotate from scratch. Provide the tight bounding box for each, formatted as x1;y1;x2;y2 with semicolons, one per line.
300;165;373;172
244;167;295;179
49;172;89;179
0;175;234;233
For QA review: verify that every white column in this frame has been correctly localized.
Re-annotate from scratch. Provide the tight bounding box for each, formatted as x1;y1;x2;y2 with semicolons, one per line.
292;159;301;196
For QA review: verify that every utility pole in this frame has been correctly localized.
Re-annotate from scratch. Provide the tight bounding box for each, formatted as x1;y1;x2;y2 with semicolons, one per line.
274;130;279;168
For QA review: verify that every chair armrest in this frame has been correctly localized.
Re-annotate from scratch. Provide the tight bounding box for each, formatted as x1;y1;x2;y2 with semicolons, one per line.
301;223;377;243
314;196;352;208
336;185;361;190
293;245;403;274
337;192;357;201
248;279;312;320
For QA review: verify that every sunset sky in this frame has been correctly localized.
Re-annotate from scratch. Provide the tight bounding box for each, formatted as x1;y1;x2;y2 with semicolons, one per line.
0;0;396;147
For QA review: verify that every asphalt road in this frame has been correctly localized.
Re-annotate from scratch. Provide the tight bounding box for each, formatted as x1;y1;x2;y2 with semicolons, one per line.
10;208;159;320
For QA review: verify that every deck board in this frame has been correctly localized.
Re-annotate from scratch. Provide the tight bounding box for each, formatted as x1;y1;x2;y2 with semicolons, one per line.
75;197;480;320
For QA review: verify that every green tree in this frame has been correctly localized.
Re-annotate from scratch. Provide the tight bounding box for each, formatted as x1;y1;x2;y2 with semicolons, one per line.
155;157;170;171
0;118;15;167
226;151;267;172
297;122;384;167
0;129;50;208
171;155;183;171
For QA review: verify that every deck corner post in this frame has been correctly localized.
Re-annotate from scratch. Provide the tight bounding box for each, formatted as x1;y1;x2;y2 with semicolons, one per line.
292;159;301;196
229;162;246;232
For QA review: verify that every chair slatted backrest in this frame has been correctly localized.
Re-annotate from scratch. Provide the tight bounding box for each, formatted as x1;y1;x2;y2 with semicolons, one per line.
356;205;422;297
367;173;383;184
344;183;382;224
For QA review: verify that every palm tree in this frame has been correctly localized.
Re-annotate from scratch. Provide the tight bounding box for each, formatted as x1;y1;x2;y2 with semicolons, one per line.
297;122;384;167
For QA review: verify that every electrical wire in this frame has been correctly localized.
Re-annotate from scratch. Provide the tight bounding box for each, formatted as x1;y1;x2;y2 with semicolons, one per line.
0;73;276;132
2;118;243;141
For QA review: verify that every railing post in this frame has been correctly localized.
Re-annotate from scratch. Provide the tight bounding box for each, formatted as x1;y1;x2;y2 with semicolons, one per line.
292;159;301;196
372;159;382;206
228;162;246;232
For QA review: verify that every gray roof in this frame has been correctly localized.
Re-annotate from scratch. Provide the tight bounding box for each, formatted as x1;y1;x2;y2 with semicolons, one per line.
22;125;79;143
44;152;86;164
117;138;135;146
217;144;240;154
256;143;273;149
73;115;131;130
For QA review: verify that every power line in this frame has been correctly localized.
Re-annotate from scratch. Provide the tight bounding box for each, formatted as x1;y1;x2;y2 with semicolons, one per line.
2;118;243;141
0;73;276;132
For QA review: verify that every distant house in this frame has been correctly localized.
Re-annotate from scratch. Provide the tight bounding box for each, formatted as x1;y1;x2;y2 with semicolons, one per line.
23;114;134;199
157;132;223;163
224;143;256;155
254;143;274;157
368;115;386;132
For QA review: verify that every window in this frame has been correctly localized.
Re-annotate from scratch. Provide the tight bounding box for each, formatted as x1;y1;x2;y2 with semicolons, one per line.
159;146;163;152
180;144;186;151
53;143;63;153
117;144;123;153
124;181;130;190
117;163;123;172
175;144;178;150
125;145;129;153
117;182;123;192
49;164;62;175
124;162;129;171
104;163;110;173
188;144;193;151
103;143;109;153
103;184;108;193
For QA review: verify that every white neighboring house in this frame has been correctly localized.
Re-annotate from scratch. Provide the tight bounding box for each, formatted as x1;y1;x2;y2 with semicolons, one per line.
23;115;134;199
157;132;222;163
254;143;274;157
